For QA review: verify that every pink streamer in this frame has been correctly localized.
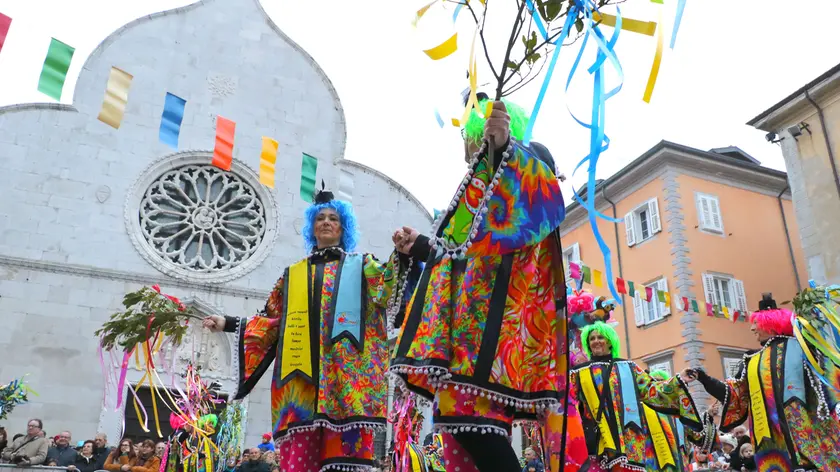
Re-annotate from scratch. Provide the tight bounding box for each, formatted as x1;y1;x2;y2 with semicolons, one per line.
116;350;133;409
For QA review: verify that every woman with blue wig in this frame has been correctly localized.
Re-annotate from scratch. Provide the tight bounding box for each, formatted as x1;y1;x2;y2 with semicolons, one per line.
203;187;411;472
570;321;709;471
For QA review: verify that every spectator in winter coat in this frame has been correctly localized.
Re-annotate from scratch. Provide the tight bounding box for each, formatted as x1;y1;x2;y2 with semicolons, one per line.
68;440;99;472
256;434;274;453
104;439;137;472
47;431;78;466
131;440;160;472
93;434;112;470
1;419;49;465
238;448;270;472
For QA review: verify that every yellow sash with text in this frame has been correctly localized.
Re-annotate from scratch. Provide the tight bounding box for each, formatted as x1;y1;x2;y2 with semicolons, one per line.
747;355;771;444
580;367;618;454
279;260;313;382
642;405;676;468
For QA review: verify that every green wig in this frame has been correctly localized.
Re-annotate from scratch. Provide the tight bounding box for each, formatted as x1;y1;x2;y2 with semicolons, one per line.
463;97;530;145
580;321;621;359
649;370;670;381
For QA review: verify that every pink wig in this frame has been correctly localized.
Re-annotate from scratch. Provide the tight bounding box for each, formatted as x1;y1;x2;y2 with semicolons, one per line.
169;412;187;430
749;308;794;336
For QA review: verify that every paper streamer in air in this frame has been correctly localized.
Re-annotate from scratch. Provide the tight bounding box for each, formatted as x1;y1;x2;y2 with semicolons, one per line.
211;116;235;171
159;93;186;149
338;168;354;202
643;7;665;103
670;0;687;48
259;137;279;188
38;38;75;101
593;12;656;36
424;33;458;60
97;67;133;129
300;153;318;203
0;12;11;55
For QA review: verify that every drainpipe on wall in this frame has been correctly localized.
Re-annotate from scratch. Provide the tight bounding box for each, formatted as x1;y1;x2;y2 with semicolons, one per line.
777;184;802;292
804;89;840;205
602;183;631;358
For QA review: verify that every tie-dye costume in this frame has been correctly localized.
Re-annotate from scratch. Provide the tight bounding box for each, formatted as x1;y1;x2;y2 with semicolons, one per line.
709;336;840;471
390;140;568;438
222;249;401;472
569;359;703;472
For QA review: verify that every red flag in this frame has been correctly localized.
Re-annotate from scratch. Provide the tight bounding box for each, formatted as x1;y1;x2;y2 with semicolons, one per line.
211;115;235;171
616;278;627;294
705;302;714;317
645;286;653;302
0;13;11;55
682;297;690;311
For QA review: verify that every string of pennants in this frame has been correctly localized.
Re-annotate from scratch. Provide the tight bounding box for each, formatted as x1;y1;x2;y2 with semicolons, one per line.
0;12;323;203
568;261;749;323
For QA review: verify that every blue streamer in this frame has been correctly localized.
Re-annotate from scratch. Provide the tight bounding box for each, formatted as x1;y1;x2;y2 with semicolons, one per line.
669;0;686;49
159;92;186;150
452;2;464;23
524;0;550;42
434;109;444;128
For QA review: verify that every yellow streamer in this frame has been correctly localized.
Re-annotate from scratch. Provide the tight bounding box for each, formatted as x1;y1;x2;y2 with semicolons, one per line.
412;0;438;27
747;356;771;444
97;66;133;129
642;8;664;103
424;32;458;60
259;137;279;188
579;367;617;454
643;405;676;468
132;372;150;433
592;12;656;36
453;26;483;127
280;260;313;381
793;322;824;375
142;343;164;438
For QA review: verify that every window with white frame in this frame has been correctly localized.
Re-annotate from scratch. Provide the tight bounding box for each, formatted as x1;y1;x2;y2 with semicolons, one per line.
702;273;748;312
624;198;662;247
646;356;673;377
721;353;744;379
562;243;581;286
696;193;724;233
633;277;671;326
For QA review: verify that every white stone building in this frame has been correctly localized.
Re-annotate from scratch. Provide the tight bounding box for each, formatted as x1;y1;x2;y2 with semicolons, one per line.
0;0;431;452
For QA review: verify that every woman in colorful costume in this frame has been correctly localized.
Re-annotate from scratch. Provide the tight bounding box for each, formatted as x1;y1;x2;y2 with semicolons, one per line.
204;187;408;472
390;94;569;470
570;321;706;471
685;291;840;471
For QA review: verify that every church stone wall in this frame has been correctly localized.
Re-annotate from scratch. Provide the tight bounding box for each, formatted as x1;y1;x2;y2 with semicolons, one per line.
0;0;431;449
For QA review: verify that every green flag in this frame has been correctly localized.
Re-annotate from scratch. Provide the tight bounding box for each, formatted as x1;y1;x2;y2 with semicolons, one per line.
38;38;75;101
627;281;636;297
300;153;318;202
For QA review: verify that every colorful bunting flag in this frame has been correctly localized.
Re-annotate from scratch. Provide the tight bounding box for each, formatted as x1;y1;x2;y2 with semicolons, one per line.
0;12;11;55
582;266;592;284
300;153;318;203
593;269;604;288
628;281;636;297
691;300;699;313
211;116;235;171
645;286;653;302
705;303;714;317
259;137;278;188
159;93;186;149
569;262;581;281
663;291;671;307
682;297;690;312
616;278;626;294
97;66;133;129
38;38;75;101
657;290;666;303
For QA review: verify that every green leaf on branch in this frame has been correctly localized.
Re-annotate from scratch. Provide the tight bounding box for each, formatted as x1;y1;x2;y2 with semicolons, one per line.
506;60;520;72
526;52;541;66
575;17;584;33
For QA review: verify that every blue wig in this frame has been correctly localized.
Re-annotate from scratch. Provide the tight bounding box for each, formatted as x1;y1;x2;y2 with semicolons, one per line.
302;199;359;252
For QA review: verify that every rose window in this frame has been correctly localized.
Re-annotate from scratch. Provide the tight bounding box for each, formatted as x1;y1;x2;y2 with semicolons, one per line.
138;164;267;273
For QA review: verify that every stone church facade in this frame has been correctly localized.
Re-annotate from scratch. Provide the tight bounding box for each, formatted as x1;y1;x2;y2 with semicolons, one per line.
0;0;431;450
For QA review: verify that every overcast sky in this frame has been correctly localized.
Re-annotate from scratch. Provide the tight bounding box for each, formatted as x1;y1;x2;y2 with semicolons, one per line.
1;0;838;210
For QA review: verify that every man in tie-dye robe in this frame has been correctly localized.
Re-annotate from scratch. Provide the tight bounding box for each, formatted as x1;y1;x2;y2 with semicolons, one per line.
204;189;410;472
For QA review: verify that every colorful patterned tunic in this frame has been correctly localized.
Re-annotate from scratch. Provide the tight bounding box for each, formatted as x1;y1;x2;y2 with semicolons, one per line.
223;249;400;471
391;142;568;435
708;336;840;471
569;359;702;472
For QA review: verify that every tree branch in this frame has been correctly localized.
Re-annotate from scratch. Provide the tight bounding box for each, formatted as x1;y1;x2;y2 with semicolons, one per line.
464;1;500;82
502;51;549;96
495;0;528;100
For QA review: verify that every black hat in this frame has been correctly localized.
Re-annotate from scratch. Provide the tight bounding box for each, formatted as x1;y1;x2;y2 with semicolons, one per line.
758;293;777;311
313;180;334;205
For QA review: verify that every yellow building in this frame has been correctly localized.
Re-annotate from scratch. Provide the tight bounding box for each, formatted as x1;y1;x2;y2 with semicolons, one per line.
560;141;807;406
748;63;840;286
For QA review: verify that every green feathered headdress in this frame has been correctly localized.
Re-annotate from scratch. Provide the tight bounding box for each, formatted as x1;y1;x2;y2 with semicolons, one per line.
462;94;530;145
580;321;621;359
